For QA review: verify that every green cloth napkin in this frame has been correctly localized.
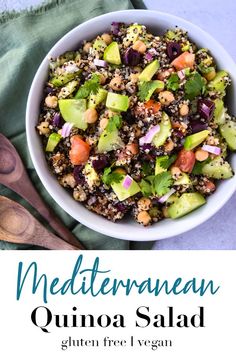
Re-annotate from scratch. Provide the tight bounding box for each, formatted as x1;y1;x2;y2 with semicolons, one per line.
0;0;153;250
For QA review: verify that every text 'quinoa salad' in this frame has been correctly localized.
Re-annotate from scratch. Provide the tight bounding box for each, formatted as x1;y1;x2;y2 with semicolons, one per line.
37;22;236;226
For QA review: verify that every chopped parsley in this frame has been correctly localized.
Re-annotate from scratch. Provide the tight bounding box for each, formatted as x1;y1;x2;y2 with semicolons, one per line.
159;154;177;170
141;161;153;176
138;81;163;101
140;171;174;197
106;115;122;133
166;73;180;92
75;73;100;99
184;72;206;100
102;167;123;185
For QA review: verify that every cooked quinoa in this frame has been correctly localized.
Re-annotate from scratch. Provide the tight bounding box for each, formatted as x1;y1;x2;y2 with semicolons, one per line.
37;23;235;226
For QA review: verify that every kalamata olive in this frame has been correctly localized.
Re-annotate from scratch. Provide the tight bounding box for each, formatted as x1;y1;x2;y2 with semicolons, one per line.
116;203;127;213
122;110;136;124
166;42;182;60
92;155;109;171
190;119;208;133
123;48;141;66
197;99;215;120
73;166;85;185
52;113;64;128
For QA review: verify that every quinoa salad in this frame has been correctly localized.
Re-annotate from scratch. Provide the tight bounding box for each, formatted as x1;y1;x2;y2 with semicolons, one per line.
37;22;236;226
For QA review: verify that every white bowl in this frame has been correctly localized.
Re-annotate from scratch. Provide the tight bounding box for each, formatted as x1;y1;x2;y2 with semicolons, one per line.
26;10;236;241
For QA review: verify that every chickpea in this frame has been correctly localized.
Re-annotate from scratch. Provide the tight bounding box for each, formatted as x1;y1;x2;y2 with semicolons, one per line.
195;149;209;162
126;143;139;155
84;108;98;124
98;73;107;84
134;126;142;137
60;173;76;188
162;206;169;218
204;68;216;81
137;197;151;211
130;73;140;83
157;68;174;81
158;91;175;106
114;168;126;175
73;188;87;202
45;95;58;108
170;166;182;179
100;118;109;130
137;210;151;226
132;40;147;54
109;75;124;91
164;139;175;152
101;33;112;45
133;66;142;73
83;42;92;53
179;104;189;116
37;121;50;135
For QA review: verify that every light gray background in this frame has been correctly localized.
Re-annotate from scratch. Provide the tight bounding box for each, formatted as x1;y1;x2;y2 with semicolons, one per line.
1;0;235;249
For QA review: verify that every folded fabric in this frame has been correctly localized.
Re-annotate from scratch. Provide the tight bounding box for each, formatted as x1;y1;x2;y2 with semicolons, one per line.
0;0;153;250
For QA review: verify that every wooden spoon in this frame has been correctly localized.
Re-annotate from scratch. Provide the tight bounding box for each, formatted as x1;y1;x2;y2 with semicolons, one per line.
0;133;84;250
0;196;79;250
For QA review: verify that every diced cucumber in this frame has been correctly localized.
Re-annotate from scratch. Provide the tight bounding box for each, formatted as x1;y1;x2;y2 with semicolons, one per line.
50;72;80;87
45;133;61;152
207;70;229;95
93;39;107;53
111;176;141;201
153;112;171;147
202;156;233;179
174;173;191;186
88;88;107;108
219;120;236;151
106;92;129;112
124;24;143;45
168;192;206;219
97;129;124;153
58;99;87;130
213;99;226;125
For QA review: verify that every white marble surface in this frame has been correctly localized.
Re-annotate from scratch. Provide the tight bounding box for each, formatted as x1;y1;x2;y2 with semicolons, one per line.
1;0;236;249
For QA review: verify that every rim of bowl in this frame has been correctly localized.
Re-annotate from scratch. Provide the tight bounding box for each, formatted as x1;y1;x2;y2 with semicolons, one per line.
26;10;236;242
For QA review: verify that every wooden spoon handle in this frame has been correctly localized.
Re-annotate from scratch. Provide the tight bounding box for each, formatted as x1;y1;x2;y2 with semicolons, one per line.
0;196;79;250
9;174;85;249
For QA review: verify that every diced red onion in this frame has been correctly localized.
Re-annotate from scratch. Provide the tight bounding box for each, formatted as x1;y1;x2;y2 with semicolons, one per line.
93;58;108;67
177;69;185;80
198;99;215;120
158;188;176;204
61;122;74;138
148;48;158;56
202;145;221;155
122;175;133;189
139;125;160;146
145;52;153;61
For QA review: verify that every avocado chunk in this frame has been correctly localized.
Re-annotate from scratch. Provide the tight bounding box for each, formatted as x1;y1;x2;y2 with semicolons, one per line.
184;130;209;150
59;99;87;130
124;24;143;44
103;42;121;65
174;173;191;186
207;70;229;95
88;88;107;108
153;112;171;147
139;60;160;81
219;120;236;151
202;156;233;179
97;129;124;153
106;92;129;112
168;192;206;219
111;176;141;201
213;99;226;125
45;133;61;152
